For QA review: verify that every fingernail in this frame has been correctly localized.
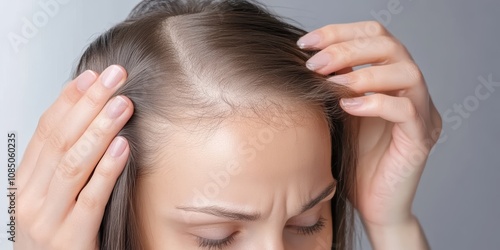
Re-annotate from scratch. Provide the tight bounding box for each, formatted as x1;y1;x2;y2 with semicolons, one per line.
297;32;321;49
101;65;125;89
329;75;350;85
109;136;127;158
306;52;330;71
341;97;363;108
107;96;128;119
76;70;97;92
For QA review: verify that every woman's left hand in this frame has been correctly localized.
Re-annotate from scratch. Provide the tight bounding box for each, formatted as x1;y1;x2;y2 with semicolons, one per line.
298;21;442;249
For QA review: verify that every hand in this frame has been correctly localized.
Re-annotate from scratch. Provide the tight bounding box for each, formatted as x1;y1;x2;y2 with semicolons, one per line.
298;21;441;248
15;65;133;250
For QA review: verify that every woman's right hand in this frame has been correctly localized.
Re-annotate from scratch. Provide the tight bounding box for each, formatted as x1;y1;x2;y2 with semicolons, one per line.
15;65;133;250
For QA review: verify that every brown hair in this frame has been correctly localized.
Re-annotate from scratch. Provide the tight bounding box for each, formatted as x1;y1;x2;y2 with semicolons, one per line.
73;0;358;249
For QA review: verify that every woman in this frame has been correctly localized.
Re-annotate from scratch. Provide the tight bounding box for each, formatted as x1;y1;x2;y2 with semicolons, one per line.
15;0;441;249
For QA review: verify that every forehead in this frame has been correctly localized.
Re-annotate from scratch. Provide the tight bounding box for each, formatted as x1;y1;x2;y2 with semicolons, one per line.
140;107;333;214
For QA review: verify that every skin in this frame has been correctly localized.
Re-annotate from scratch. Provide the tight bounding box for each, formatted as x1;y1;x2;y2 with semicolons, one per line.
137;110;335;249
298;21;440;249
15;65;132;250
15;21;441;250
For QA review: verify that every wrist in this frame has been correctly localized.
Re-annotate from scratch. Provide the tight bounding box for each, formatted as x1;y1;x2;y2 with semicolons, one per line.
363;214;430;250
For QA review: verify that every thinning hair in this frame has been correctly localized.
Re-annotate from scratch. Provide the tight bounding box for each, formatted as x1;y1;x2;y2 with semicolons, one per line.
73;0;358;249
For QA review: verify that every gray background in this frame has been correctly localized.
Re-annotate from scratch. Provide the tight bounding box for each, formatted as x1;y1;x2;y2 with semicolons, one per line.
1;0;499;249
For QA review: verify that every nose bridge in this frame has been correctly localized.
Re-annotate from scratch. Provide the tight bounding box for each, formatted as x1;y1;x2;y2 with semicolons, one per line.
258;230;285;250
260;239;285;250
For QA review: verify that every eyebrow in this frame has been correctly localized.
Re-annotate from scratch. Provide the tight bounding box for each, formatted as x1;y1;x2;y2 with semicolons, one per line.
300;181;336;213
176;205;261;221
176;181;336;221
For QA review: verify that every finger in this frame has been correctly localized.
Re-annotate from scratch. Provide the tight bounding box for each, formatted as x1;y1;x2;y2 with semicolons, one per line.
70;137;128;240
339;94;426;142
297;21;390;50
41;96;133;223
17;70;98;190
327;62;424;93
305;36;406;75
23;65;127;199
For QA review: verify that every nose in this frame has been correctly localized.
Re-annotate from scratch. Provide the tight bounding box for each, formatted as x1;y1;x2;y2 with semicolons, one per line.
261;241;285;250
259;234;285;250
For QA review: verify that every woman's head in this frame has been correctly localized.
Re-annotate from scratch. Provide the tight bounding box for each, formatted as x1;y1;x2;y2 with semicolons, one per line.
73;0;357;249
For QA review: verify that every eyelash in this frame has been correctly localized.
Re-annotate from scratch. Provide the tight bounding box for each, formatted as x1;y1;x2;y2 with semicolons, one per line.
197;233;236;250
294;216;326;236
196;217;326;249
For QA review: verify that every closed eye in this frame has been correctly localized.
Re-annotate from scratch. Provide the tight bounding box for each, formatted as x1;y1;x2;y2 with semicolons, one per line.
197;232;237;250
287;216;326;236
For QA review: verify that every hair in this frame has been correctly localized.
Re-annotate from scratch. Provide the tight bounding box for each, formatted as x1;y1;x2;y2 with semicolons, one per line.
73;0;358;249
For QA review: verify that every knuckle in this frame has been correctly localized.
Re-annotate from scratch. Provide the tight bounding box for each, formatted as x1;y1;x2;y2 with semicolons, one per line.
404;62;424;83
57;154;82;179
365;21;386;36
356;69;375;85
36;113;53;140
368;94;384;112
29;222;52;245
371;92;383;101
95;161;115;180
333;44;353;65
17;195;30;214
48;129;70;152
17;204;31;228
402;97;418;119
375;94;386;110
379;36;400;54
84;127;103;146
83;90;102;109
325;24;336;30
60;86;80;105
95;108;114;130
324;24;338;36
78;191;99;211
